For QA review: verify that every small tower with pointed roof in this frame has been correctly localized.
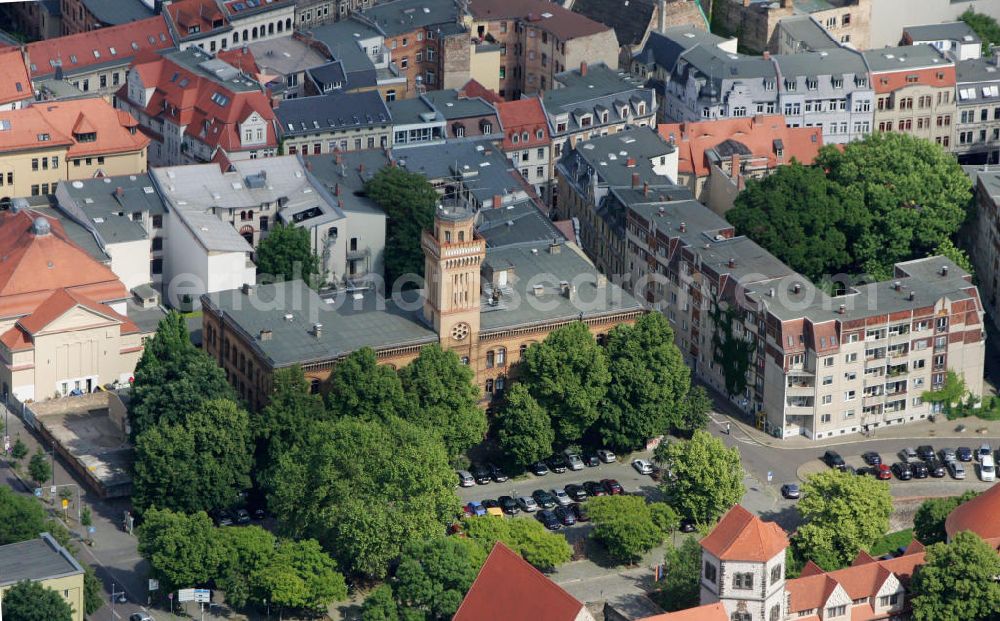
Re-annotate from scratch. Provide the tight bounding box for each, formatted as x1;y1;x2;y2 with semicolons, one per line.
699;505;789;621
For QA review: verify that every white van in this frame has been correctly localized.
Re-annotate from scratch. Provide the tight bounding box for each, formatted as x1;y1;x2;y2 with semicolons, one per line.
980;455;996;482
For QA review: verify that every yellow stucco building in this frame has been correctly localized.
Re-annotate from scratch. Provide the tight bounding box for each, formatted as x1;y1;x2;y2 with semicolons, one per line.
0;533;86;621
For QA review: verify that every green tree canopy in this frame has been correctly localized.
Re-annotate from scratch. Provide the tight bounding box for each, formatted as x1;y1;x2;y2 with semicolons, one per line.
932;239;975;279
913;491;979;546
654;537;702;612
362;585;400;621
394;536;486;620
961;10;1000;53
2;580;74;621
325;347;409;420
675;385;712;435
399;344;487;459
257;538;349;614
215;524;279;608
11;436;27;461
129;312;235;437
132;398;253;515
601;313;692;450
28;447;51;486
83;567;104;616
0;485;47;545
255;222;321;288
257;365;329;479
137;508;220;592
727;163;858;281
587;495;666;564
911;531;1000;621
792;469;892;570
494;383;554;468
728;134;972;281
267;417;460;578
520;322;610;446
656;431;745;524
364;166;439;287
461;516;572;570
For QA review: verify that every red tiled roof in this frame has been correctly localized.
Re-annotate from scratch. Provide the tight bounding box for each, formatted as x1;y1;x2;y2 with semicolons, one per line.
0;210;127;320
168;0;228;39
496;97;550;151
453;542;586;621
700;505;789;562
17;288;125;335
658;115;822;178
0;49;31;107
217;46;260;76
0;325;32;352
25;15;173;79
638;603;728;621
122;53;277;155
946;483;1000;540
461;79;503;105
0;98;149;158
468;0;611;40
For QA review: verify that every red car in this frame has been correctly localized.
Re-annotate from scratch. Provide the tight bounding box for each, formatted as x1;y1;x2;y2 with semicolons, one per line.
601;479;623;495
876;464;892;480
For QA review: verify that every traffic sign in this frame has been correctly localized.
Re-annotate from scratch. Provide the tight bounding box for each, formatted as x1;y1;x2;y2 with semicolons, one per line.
87;526;96;534
194;589;211;603
178;588;195;602
61;498;69;509
149;578;159;591
50;485;57;495
34;488;42;497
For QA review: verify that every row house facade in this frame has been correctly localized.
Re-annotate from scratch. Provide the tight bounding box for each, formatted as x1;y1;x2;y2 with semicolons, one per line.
971;169;1000;331
864;45;956;148
465;0;619;100
495;97;553;205
162;0;296;54
625;196;985;440
954;51;1000;165
712;0;870;53
0;98;149;202
295;0;374;27
541;63;658;209
117;47;278;166
276;89;392;155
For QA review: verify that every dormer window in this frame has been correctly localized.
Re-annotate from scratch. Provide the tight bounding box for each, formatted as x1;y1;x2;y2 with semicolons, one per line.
600;111;608;123
832;77;843;88
521;131;529;141
579;115;592;127
637;103;645;115
806;78;818;90
512;133;519;144
454;124;465;137
188;25;200;34
764;79;776;91
784;79;797;91
480;120;492;134
535;128;544;139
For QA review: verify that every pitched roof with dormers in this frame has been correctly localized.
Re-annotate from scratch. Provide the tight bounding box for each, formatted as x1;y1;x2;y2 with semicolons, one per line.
122;47;277;156
700;505;789;562
0;48;32;107
0;98;149;159
25;15;173;81
0;209;128;321
453;542;589;621
496;97;550;152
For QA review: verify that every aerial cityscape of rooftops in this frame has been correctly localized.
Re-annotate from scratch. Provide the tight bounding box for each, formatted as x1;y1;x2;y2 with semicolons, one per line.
2;0;1000;619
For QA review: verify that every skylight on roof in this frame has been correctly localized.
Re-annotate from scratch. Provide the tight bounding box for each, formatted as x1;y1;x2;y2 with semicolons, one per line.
210;92;230;107
70;54;78;64
0;120;10;131
132;42;140;50
93;49;101;58
143;186;154;194
110;47;117;55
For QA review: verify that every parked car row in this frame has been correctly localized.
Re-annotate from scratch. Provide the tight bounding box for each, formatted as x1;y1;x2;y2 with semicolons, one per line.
823;444;995;482
457;449;623;487
211;506;265;527
462;479;625;526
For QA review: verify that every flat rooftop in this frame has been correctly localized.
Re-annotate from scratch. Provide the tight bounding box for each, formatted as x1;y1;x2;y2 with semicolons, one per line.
0;535;84;587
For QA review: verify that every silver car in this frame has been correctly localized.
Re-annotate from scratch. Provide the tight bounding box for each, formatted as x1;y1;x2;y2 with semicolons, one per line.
948;460;966;480
457;470;475;487
565;453;585;471
550;488;573;506
632;459;654;475
517;496;539;512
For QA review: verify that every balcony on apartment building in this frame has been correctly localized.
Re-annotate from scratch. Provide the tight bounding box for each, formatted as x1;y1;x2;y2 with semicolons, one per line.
886;362;909;378
785;397;815;416
786;375;815;397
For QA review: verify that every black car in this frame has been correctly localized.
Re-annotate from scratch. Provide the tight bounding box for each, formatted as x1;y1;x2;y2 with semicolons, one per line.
471;464;492;485
862;451;882;466
584;480;607;497
925;459;946;478
213;509;234;527
234;508;251;525
498;495;519;515
531;461;550;476
532;489;557;509
536;509;561;530
911;461;929;479
679;518;697;533
482;499;501;510
569;503;589;522
855;466;874;477
957;446;974;462
916;445;935;461
489;464;509;482
892;462;913;480
547;455;569;473
554;505;577;526
823;450;846;470
564;484;588;502
582;454;600;467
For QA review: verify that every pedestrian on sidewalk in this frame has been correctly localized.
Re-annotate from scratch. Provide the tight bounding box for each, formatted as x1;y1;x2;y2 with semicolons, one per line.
726;422;731;435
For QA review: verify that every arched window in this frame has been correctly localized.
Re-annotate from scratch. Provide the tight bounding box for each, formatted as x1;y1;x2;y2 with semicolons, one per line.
240;210;246;220
243;29;248;41
277;20;283;32
486;350;495;368
309;378;320;394
458;230;465;242
496;347;506;365
248;210;254;220
268;22;274;35
252;26;258;39
285;17;292;30
519;344;528;357
233;31;239;43
731;613;751;621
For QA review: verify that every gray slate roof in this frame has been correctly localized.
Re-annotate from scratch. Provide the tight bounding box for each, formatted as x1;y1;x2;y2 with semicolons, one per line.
773;47;867;78
82;0;153;25
304;150;391;216
904;21;980;44
863;45;951;72
560;127;676;189
247;36;330;77
0;534;85;587
362;0;459;37
421;89;497;120
570;0;655;48
387;96;443;125
776;15;838;52
396;141;524;203
634;26;730;72
956;57;1000;86
478;200;565;248
277;90;390;138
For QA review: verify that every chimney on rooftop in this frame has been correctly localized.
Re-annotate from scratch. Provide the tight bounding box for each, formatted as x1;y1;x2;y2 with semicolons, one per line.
626;157;636;168
359;163;365;174
941;265;949;276
763;51;770;60
334;183;340;196
893;281;902;291
493;194;502;208
115;186;124;197
728;258;736;268
908;291;915;301
580;62;588;77
643;182;649;196
312;323;323;338
631;172;640;188
838;304;846;314
679;222;686;232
